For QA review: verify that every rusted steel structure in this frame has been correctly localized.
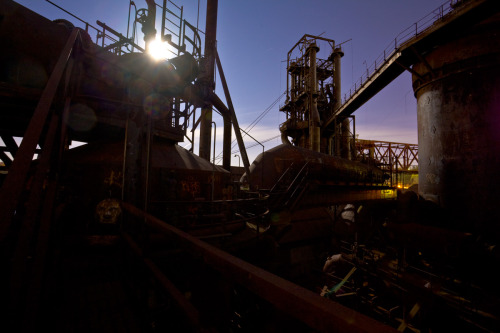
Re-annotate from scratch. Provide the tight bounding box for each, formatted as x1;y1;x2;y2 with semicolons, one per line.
0;0;395;331
412;10;500;239
2;0;500;332
355;139;418;187
280;35;354;158
355;140;418;171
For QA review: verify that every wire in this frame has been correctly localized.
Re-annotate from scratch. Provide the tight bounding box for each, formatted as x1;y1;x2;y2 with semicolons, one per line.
214;92;285;160
215;134;281;162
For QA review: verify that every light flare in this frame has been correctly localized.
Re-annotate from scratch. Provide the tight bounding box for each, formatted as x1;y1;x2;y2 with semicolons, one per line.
148;38;171;60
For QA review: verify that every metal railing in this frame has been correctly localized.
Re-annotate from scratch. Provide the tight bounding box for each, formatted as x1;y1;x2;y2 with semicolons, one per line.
341;0;463;105
46;0;143;55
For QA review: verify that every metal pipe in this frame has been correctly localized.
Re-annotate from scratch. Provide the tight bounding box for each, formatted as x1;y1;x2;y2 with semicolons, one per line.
341;118;351;160
212;121;216;201
144;0;157;50
332;47;350;159
308;43;320;152
222;116;231;171
332;47;343;111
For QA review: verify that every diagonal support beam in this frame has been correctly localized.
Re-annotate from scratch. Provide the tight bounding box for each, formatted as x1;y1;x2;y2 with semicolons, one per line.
0;28;80;242
214;50;251;177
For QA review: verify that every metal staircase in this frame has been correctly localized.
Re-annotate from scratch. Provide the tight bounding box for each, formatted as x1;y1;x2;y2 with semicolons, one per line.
269;161;310;211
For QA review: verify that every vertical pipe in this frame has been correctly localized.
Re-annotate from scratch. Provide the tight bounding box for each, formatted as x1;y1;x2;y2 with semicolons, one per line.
212;121;216;201
308;43;320;152
341;118;351;160
332;47;343;112
144;0;157;51
222;116;231;171
199;0;218;161
190;108;196;152
332;47;350;159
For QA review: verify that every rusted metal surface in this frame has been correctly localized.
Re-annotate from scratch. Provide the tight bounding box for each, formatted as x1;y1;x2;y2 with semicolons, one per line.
244;143;387;191
3;1;500;332
10;112;61;310
412;11;500;237
355;140;418;172
122;202;398;333
280;34;339;154
355;140;418;187
0;27;80;241
60;140;233;233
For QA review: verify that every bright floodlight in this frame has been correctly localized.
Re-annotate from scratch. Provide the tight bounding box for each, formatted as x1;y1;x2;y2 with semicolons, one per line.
148;38;170;60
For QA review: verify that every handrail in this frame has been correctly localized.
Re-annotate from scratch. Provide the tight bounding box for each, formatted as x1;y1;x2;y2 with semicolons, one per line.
286;160;309;193
341;0;461;106
46;0;127;53
270;162;295;193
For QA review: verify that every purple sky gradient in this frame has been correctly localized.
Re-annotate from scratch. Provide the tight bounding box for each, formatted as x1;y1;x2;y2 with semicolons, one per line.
14;0;445;164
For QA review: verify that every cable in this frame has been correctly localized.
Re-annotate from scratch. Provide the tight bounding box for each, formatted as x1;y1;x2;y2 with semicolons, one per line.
214;134;281;162
214;92;285;160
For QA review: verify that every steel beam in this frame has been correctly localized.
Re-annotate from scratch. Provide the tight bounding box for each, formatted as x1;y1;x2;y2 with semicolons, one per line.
199;0;218;161
214;51;251;177
322;0;500;129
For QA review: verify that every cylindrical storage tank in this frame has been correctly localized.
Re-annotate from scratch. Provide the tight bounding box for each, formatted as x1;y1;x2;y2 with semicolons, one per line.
60;142;231;233
412;13;500;238
241;144;386;191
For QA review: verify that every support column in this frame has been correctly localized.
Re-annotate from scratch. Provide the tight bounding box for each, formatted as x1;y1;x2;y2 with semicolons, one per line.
222;116;231;171
143;0;157;49
199;0;218;161
341;118;351;160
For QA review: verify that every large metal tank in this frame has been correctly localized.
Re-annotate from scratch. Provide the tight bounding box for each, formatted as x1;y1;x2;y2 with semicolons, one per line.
412;13;500;238
60;142;231;233
242;143;386;190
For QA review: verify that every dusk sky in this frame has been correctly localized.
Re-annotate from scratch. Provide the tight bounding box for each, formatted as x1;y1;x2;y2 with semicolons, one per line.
14;0;447;165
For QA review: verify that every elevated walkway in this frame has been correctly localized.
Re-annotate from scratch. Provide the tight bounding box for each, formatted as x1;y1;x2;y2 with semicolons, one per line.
323;0;500;129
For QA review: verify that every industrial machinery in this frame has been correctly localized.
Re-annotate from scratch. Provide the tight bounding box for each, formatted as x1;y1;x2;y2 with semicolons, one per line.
1;0;500;332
